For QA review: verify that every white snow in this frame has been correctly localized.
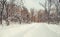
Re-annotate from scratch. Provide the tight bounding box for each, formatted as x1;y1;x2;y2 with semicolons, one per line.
0;23;60;37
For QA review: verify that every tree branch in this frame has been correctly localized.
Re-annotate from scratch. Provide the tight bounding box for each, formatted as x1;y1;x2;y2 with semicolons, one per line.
39;2;45;9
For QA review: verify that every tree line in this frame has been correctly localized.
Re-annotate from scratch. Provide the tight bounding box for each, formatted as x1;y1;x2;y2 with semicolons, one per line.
0;0;60;25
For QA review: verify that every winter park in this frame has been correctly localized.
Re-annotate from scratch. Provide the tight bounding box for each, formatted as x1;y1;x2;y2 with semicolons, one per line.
0;0;60;37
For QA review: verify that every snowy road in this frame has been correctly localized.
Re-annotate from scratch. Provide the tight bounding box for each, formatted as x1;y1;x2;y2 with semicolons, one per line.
0;23;60;37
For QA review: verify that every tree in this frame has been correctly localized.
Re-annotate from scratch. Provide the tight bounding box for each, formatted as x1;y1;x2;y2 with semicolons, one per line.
39;0;48;13
39;0;59;23
0;0;7;24
59;0;60;2
21;6;30;23
30;8;35;22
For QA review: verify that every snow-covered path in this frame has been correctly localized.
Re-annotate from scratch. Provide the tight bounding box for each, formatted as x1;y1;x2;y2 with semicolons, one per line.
0;23;60;37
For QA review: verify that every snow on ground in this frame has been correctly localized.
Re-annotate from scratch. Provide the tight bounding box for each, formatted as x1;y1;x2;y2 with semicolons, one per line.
0;23;60;37
45;23;60;37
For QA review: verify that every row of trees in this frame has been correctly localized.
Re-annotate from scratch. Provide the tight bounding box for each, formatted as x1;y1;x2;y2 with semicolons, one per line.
0;0;32;25
0;0;60;25
39;0;60;24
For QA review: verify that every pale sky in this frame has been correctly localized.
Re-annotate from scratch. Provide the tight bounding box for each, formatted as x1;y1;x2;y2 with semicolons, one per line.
7;0;45;10
24;0;45;10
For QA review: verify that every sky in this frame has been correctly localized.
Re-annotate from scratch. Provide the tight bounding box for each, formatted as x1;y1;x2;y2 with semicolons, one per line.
7;0;45;10
24;0;45;10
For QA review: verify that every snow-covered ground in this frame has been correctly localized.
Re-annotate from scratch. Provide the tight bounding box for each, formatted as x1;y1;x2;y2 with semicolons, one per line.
0;23;60;37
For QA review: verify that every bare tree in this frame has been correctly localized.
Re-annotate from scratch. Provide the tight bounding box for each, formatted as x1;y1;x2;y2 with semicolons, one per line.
39;0;58;23
0;0;7;25
30;8;35;22
39;0;48;13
